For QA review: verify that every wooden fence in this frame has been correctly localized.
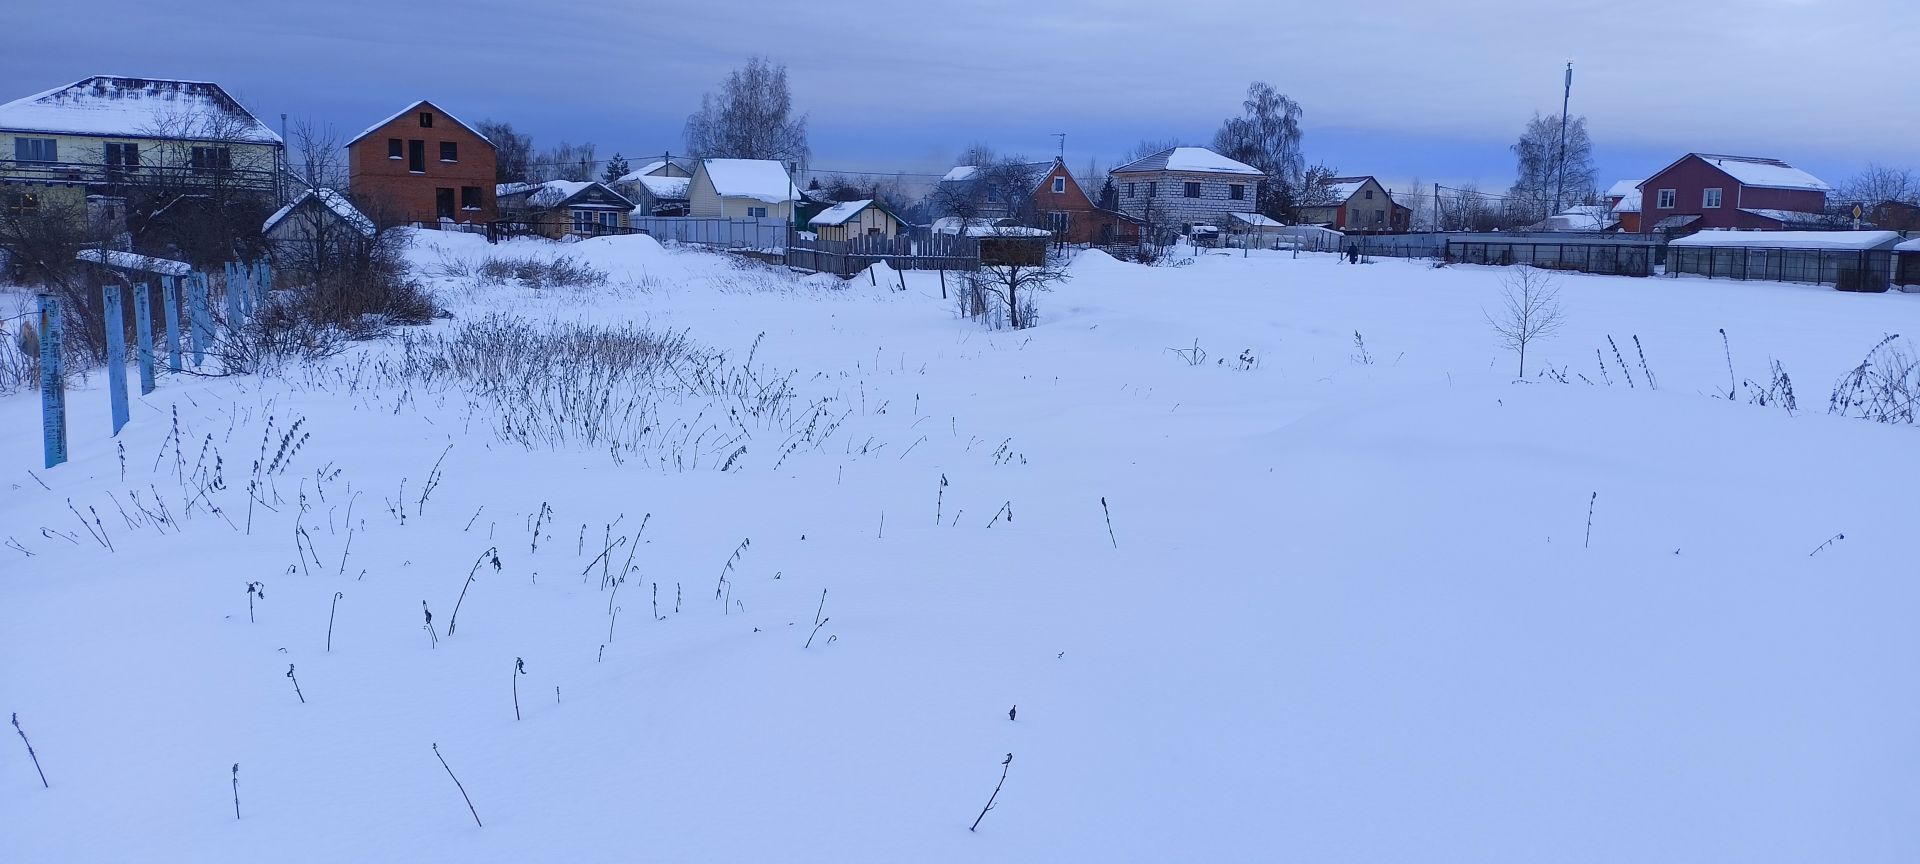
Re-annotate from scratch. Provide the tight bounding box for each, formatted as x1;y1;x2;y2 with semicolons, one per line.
787;233;979;277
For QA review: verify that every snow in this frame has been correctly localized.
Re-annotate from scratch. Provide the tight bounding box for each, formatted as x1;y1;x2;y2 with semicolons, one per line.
809;199;874;226
73;248;192;276
932;222;1053;237
942;166;980;182
1160;147;1262;175
10;233;1920;861
347;100;489;148
1527;205;1612;231
263;189;376;239
1698;154;1831;192
0;76;280;143
1671;229;1900;250
699;158;796;204
1323;180;1367;201
1610;190;1642;214
1605;178;1641;200
617;173;690;201
498;181;598;210
1227;212;1283;227
1897;237;1920;252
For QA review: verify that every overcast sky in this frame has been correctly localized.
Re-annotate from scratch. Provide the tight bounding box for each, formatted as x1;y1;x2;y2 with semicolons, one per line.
6;0;1912;195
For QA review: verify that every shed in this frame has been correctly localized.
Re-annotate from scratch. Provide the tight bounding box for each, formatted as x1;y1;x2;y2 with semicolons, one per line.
1894;236;1920;289
263;188;377;272
807;199;906;242
496;180;634;239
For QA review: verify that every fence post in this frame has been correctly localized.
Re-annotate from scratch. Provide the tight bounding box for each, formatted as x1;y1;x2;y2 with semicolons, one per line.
162;275;182;372
223;263;242;324
102;283;130;435
134;282;156;395
38;294;67;469
191;272;211;368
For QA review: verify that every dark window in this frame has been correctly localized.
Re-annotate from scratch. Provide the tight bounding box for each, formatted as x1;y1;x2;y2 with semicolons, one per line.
598;211;618;229
460;186;482;210
572;210;594;234
388;138;403;159
1048;211;1068;233
14;137;57;162
1229;184;1245;201
105;142;140;171
190;146;231;172
435;187;455;219
419;112;434;128
5;192;40;216
1126;182;1135;198
1365;189;1374;200
1147;182;1157;198
408;140;426;173
1051;177;1065;193
440;141;458;162
1184;182;1200;198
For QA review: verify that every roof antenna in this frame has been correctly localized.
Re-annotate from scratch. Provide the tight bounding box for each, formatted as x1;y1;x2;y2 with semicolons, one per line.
1051;133;1065;161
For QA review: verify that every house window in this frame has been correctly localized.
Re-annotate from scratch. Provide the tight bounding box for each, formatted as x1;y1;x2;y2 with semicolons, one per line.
440;141;458;163
1703;188;1723;209
1147;182;1156;198
1048;211;1068;233
14;137;57;162
408;140;425;173
1365;189;1375;200
435;188;455;220
1183;182;1200;198
747;206;768;218
598;212;618;229
419;112;434;128
190;146;231;172
572;210;594;233
1656;188;1677;209
1374;210;1385;224
105;142;140;171
5;192;39;216
460;186;482;210
1229;184;1245;201
388;138;403;159
1052;177;1065;193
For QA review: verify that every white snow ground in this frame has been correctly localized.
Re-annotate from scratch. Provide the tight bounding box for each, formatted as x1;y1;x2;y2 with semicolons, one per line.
5;234;1920;862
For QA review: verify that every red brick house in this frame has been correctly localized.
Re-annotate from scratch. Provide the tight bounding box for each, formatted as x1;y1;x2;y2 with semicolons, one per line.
1030;159;1143;245
347;100;497;226
1637;153;1829;234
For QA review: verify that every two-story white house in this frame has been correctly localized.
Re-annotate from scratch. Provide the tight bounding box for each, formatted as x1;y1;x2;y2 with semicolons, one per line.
1109;147;1262;233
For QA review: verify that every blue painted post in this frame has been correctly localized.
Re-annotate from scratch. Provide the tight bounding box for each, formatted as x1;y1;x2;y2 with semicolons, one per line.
256;261;272;306
190;273;211;368
161;275;182;372
224;263;242;325
134;282;156;395
38;294;67;469
102;283;130;435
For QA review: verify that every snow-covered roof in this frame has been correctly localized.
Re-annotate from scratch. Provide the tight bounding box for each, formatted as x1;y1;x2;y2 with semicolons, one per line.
933;224;1052;238
498;180;631;210
1670;230;1899;250
262;188;376;238
1228;212;1284;227
1739;208;1846;227
346;100;491;148
620;174;690;200
698;159;796;204
0;76;281;144
1526;205;1612;232
1896;237;1920;253
1319;176;1374;202
1610;190;1642;214
942;165;980;182
632;157;695;177
1693;154;1831;192
1112;147;1263;177
1605;178;1641;199
75;248;192;276
810;199;879;227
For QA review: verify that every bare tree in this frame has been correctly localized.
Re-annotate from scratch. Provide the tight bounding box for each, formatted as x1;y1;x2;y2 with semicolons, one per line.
290;118;345;191
125;108;282;267
964;241;1067;330
1509;113;1597;223
533;142;596;183
1486;266;1565;378
476;120;534;184
1121;138;1183;165
683;56;810;162
1837;164;1920;230
928;157;1044;230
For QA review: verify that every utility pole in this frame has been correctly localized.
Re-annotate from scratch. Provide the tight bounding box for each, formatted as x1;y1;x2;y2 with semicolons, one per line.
1051;133;1065;161
1553;61;1573;216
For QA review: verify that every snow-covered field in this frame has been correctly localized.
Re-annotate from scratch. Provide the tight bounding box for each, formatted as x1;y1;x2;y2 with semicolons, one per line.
6;233;1920;861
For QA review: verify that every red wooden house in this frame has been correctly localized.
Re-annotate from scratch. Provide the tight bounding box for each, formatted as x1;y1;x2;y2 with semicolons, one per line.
1637;153;1829;234
1031;159;1143;245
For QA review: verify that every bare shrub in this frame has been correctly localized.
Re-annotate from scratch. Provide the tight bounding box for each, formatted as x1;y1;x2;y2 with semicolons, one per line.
1829;335;1920;424
1486;265;1565;378
471;255;609;292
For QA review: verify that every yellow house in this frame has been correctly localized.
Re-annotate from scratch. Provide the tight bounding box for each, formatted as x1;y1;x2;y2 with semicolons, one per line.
687;158;795;220
808;199;905;242
0;76;284;219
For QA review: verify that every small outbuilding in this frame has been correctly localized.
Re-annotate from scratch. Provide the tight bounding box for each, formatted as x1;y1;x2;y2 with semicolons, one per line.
496;181;635;239
807;199;906;242
1669;230;1900;291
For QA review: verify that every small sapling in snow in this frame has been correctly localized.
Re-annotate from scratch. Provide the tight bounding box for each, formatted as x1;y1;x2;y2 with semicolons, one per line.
231;763;240;819
970;753;1013;832
1584;493;1597;549
423;601;438;648
512;658;526;721
1008;705;1017;722
326;592;343;652
806;589;830;649
937;474;947;525
432;743;482;827
286;664;305;704
245;581;266;623
1101;497;1117;548
12;713;47;788
608;607;621;642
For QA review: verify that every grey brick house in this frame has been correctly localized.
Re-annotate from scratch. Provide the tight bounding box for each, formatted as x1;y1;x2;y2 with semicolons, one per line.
1109;147;1263;234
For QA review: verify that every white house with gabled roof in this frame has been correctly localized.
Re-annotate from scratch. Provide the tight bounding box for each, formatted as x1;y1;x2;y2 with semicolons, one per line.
687;158;796;220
